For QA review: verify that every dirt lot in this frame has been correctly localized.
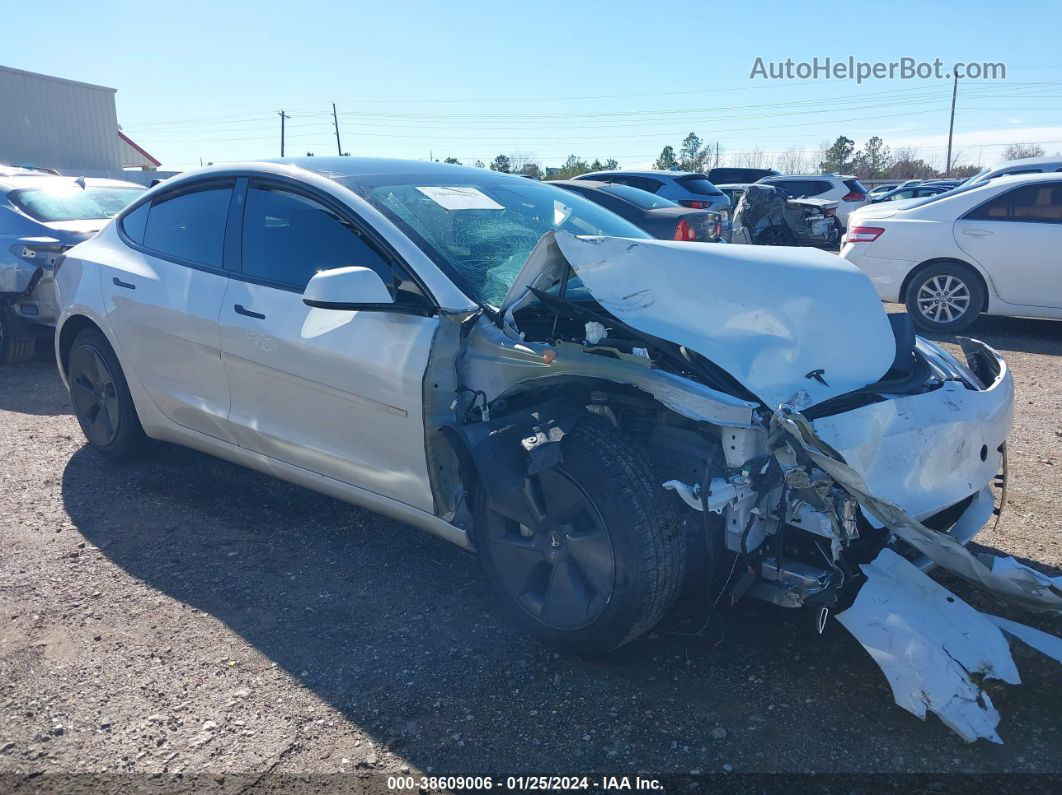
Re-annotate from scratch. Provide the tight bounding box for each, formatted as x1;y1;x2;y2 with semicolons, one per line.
1;310;1060;787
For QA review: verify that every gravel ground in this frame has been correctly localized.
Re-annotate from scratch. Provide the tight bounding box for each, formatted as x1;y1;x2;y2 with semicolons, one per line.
1;310;1060;786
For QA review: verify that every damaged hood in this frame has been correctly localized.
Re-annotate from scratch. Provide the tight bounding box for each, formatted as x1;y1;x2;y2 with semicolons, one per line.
504;232;896;408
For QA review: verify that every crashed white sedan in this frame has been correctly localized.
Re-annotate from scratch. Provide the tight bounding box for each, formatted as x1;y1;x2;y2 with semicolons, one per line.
53;159;1059;742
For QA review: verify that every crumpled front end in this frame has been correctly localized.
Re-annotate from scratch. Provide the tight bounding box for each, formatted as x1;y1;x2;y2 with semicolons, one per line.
457;230;1059;743
813;337;1011;546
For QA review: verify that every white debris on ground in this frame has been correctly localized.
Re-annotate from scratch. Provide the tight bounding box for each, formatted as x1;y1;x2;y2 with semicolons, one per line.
774;407;1062;743
985;614;1062;663
837;549;1018;743
837;549;1061;744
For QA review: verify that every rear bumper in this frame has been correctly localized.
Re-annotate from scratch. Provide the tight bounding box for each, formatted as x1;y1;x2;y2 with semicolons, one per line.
840;243;916;303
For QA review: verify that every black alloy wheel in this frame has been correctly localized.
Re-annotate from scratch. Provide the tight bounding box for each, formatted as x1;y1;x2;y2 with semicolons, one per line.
69;343;122;447
482;468;615;631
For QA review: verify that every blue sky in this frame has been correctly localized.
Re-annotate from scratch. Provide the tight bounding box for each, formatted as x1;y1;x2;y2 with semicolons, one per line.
5;0;1061;170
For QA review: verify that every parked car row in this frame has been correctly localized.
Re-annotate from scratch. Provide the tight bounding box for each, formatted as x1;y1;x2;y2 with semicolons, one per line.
548;180;722;242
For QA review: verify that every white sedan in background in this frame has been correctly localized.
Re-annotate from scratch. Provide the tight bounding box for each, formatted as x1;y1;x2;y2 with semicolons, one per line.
841;172;1062;331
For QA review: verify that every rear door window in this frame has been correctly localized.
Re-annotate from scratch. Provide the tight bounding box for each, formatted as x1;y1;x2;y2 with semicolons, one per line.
142;181;233;267
1009;183;1062;222
964;191;1011;221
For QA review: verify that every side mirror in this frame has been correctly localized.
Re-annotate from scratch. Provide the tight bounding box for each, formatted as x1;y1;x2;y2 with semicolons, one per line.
302;266;396;310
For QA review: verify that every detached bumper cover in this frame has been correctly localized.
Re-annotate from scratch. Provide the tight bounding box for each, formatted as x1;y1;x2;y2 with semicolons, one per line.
810;338;1012;532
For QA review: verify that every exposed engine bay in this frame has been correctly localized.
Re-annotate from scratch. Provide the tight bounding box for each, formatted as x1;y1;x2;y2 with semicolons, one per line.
430;232;1060;743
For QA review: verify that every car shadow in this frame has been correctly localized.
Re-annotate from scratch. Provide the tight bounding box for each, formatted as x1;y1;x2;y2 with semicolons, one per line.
0;346;72;417
61;442;1062;773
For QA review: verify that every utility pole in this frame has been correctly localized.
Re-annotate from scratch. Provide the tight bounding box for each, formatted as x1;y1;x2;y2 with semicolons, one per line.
945;75;958;176
332;103;343;156
278;110;290;157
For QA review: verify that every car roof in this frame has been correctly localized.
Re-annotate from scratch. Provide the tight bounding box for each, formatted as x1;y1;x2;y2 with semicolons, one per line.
149;157;547;189
548;179;609;188
0;173;145;192
715;183;752;189
981;171;1062;187
579;169;707;179
762;174;855;180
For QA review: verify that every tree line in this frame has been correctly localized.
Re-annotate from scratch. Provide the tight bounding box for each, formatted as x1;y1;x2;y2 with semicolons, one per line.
431;137;1047;181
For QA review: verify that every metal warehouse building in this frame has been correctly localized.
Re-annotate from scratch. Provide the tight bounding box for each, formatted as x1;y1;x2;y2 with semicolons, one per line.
0;64;160;177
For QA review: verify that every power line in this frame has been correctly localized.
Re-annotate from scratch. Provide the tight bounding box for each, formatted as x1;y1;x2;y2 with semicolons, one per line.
119;81;1062;129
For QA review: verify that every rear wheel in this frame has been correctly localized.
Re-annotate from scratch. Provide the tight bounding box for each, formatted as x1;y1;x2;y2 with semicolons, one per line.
905;262;984;332
0;302;36;365
67;328;147;458
476;417;685;654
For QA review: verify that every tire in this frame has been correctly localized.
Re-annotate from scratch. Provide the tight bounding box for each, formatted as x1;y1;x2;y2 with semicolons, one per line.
67;327;147;458
0;302;36;365
476;416;685;654
905;262;984;332
755;224;796;246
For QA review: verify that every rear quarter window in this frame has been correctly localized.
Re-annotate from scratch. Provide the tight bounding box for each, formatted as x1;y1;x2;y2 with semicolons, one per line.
674;176;723;196
120;202;149;244
610;176;665;193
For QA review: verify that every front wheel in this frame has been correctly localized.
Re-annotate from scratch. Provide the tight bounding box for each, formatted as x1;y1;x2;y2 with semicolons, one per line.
905;263;984;332
476;417;685;654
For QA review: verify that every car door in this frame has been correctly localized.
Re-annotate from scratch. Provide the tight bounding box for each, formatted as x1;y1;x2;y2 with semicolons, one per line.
218;178;439;512
99;179;237;442
955;182;1062;308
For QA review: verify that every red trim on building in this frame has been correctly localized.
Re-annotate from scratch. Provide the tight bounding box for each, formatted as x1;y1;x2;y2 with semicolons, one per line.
117;130;161;166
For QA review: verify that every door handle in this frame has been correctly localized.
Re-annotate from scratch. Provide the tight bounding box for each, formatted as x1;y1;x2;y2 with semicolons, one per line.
112;276;136;290
962;229;993;237
234;304;266;320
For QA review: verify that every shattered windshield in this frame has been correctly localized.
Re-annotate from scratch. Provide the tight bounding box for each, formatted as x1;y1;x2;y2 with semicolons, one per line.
10;186;144;222
338;172;648;306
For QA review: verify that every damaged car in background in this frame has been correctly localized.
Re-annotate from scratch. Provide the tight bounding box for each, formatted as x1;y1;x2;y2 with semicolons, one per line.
729;182;841;246
0;166;144;364
52;158;1060;745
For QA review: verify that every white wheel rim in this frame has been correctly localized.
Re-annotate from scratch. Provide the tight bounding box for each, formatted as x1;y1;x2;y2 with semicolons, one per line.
916;274;970;323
